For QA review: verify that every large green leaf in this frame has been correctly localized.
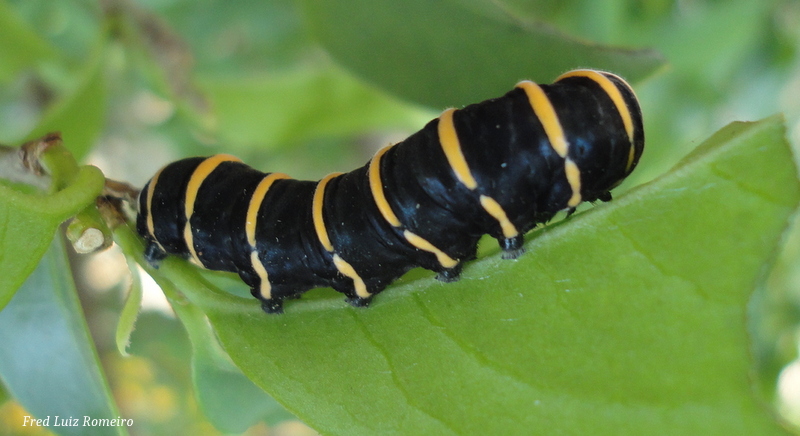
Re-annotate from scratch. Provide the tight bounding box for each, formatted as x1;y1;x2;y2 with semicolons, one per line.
0;238;126;436
162;277;296;432
190;308;296;431
196;65;429;150
297;0;665;108
0;0;58;83
24;41;108;162
117;245;296;432
0;152;104;311
134;115;799;435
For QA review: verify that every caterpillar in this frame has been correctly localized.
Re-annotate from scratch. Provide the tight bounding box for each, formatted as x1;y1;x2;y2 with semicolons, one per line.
137;69;644;314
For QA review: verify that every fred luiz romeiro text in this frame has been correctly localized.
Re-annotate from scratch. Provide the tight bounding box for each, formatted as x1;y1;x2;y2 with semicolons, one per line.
22;415;133;428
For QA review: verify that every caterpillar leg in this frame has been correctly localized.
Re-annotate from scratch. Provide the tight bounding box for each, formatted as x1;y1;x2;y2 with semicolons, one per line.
259;298;284;314
330;279;375;308
239;269;284;314
436;263;463;283
566;207;577;217
499;235;525;260
346;295;373;308
254;290;306;314
143;240;167;267
246;284;285;314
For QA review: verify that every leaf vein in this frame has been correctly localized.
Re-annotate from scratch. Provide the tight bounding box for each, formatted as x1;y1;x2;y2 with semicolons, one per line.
348;310;460;435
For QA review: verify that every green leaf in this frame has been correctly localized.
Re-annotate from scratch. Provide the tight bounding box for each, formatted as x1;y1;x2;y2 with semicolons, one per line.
0;237;126;436
297;0;665;108
0;159;104;311
197;65;430;150
144;116;796;435
0;0;58;83
190;311;296;431
115;258;143;357
25;41;108;161
651;0;771;84
0;379;8;405
160;276;295;432
113;236;296;432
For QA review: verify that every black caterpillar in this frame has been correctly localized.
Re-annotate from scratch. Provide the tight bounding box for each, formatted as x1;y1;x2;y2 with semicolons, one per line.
137;69;644;314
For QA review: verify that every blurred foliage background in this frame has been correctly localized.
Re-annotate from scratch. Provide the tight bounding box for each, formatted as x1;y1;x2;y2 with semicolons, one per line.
0;0;800;434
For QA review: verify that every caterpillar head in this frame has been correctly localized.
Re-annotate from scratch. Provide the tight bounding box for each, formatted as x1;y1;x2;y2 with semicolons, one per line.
555;69;645;204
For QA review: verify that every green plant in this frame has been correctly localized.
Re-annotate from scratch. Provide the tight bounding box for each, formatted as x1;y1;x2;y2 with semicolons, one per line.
0;0;799;435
